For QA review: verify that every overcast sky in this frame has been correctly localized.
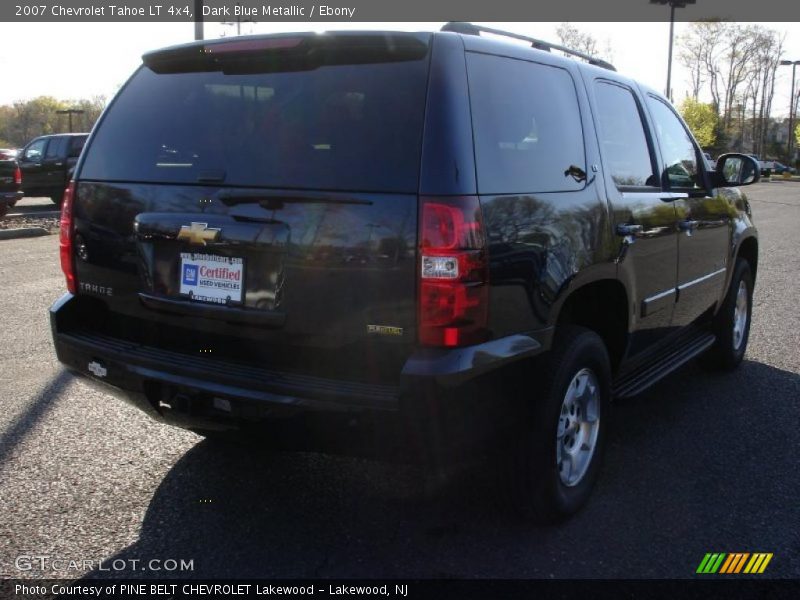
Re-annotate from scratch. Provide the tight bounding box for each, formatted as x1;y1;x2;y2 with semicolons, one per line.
0;21;798;116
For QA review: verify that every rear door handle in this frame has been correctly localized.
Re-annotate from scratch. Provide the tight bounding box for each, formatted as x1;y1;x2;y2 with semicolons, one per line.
614;224;643;264
679;220;700;235
616;224;643;236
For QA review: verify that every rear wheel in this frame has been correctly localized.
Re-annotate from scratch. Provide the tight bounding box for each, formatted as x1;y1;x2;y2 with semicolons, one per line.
701;258;753;370
495;325;611;522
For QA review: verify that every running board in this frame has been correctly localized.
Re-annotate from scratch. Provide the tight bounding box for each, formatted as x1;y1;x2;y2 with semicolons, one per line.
613;331;716;399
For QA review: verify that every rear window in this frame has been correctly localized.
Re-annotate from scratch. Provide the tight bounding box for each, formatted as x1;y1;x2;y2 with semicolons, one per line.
80;51;430;193
466;53;586;194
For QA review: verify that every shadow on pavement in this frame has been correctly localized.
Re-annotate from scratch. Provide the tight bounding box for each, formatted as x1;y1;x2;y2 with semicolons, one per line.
0;369;72;472
82;359;800;579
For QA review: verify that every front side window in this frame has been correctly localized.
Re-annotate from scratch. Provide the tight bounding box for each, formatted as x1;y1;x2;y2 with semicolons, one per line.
647;96;704;191
24;139;46;161
467;53;586;194
594;81;658;190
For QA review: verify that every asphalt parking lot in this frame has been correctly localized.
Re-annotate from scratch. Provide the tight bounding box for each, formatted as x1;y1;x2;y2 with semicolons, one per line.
0;182;798;580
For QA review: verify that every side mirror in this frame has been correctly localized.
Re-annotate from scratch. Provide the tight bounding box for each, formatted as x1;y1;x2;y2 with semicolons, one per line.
714;153;760;187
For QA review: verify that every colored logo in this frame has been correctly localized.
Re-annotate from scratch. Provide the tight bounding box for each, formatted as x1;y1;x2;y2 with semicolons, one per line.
177;222;220;245
183;264;198;285
696;552;773;574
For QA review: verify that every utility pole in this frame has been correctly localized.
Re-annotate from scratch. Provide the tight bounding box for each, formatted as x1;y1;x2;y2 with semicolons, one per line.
222;3;255;37
56;109;85;133
194;0;203;40
779;60;800;161
650;0;696;102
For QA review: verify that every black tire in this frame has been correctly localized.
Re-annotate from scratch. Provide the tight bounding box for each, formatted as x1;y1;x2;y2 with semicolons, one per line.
495;325;611;522
701;258;753;371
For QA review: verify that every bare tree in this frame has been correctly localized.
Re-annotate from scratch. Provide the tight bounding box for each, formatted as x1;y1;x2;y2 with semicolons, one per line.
555;24;616;64
678;30;705;100
557;23;599;57
754;30;784;156
720;25;761;130
684;20;728;113
680;22;787;157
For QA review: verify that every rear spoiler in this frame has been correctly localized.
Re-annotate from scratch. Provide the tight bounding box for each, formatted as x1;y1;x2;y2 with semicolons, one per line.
143;32;431;74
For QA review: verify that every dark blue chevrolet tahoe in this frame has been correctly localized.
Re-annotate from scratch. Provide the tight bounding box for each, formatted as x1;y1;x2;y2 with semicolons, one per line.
50;23;760;521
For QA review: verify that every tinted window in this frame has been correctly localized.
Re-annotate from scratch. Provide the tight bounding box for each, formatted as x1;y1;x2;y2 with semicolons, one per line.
80;59;429;193
24;139;46;161
594;82;657;189
45;137;67;159
68;136;87;158
647;96;703;190
467;54;585;194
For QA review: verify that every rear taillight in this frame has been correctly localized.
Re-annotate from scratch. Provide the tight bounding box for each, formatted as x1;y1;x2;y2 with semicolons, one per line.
418;196;489;347
59;181;77;294
13;165;21;185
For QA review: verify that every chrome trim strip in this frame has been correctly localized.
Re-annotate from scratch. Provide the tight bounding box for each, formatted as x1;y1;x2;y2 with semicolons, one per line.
678;268;726;291
643;287;676;304
641;287;676;317
660;192;690;200
621;192;665;200
620;191;689;201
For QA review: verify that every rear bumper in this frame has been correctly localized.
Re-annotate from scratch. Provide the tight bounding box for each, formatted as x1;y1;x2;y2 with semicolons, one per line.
0;190;23;204
50;293;543;461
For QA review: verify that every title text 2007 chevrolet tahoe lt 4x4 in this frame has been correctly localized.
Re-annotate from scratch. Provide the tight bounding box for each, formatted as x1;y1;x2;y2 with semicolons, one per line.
50;23;760;520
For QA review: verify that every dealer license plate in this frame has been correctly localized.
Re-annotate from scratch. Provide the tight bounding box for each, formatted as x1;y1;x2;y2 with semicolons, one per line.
179;252;244;305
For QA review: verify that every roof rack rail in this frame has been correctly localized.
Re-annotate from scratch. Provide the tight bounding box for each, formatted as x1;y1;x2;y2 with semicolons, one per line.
440;22;616;72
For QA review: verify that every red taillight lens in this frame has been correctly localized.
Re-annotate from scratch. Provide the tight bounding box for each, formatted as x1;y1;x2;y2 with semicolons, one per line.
59;182;77;294
13;165;21;185
418;196;489;347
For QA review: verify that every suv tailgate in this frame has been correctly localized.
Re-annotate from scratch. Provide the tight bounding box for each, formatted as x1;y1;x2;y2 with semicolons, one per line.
66;33;431;384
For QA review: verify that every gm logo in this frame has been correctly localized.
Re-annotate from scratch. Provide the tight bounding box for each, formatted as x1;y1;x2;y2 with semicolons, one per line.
696;552;773;574
87;361;107;378
183;264;198;285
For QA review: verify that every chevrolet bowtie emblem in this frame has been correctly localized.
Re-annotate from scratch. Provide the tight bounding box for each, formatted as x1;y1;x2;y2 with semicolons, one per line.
177;222;220;245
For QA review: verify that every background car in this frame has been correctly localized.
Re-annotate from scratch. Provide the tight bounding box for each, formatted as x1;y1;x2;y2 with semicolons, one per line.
771;161;796;175
0;158;24;217
17;133;88;204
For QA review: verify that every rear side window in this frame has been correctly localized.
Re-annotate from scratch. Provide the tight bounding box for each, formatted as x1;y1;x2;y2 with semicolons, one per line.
594;81;658;190
45;137;67;159
80;57;430;192
466;53;585;194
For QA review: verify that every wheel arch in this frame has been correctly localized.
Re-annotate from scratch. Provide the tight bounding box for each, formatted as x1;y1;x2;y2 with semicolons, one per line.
551;277;629;373
735;234;758;283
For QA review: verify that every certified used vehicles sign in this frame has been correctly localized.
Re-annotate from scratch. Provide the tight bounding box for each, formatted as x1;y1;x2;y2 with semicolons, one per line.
180;253;243;305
